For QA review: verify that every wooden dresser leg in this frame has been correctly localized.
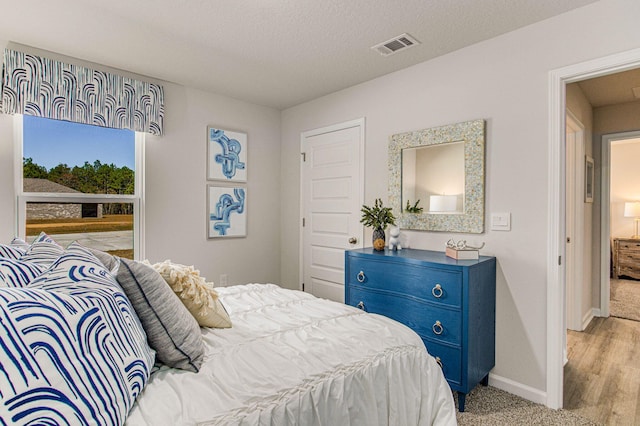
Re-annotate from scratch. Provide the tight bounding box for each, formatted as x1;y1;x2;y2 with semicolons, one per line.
458;392;466;412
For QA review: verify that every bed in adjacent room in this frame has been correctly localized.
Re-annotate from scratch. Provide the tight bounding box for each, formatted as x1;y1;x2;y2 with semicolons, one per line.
0;234;456;425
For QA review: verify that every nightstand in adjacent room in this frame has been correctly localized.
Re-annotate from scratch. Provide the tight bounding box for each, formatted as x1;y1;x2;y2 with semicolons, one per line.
613;238;640;280
344;247;496;412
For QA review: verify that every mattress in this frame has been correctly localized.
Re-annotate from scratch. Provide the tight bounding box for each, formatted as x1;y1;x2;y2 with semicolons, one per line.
125;284;456;425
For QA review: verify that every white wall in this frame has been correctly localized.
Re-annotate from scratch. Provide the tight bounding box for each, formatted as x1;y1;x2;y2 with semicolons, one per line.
280;0;640;398
0;43;283;288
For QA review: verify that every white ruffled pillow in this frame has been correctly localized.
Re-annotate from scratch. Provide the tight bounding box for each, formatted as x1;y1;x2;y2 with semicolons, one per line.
148;260;232;329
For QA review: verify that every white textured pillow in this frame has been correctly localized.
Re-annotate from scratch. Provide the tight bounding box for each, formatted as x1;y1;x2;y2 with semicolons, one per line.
149;260;232;328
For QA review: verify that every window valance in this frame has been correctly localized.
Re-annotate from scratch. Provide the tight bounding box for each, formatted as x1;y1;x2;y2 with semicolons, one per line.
1;49;164;135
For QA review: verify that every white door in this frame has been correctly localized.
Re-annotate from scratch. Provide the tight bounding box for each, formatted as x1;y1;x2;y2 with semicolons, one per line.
565;112;585;332
301;119;364;302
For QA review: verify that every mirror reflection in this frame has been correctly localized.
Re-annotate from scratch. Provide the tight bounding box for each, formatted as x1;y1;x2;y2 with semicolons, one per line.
402;141;465;214
388;119;485;234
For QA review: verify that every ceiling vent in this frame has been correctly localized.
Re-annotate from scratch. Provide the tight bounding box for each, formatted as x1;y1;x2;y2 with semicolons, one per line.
372;33;420;57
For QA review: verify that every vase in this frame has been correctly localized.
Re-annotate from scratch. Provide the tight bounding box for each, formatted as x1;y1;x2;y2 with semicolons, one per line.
372;227;385;251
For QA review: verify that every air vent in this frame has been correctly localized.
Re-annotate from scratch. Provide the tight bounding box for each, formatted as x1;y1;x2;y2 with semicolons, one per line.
372;33;420;57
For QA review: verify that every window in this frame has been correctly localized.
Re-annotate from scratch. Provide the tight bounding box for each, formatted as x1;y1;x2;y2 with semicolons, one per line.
16;115;144;259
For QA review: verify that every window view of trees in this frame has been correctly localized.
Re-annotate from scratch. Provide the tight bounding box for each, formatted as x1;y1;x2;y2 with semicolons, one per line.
23;157;135;214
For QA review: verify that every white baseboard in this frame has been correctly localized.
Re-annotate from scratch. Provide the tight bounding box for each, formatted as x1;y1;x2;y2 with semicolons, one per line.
582;308;597;330
488;373;547;406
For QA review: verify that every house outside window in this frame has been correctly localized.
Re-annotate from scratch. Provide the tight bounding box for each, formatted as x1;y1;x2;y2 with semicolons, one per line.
16;115;144;259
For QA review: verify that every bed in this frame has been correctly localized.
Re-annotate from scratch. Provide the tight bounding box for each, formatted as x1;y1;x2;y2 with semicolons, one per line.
0;235;456;425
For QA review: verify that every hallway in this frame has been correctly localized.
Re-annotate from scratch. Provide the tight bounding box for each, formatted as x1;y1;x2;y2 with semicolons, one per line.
565;316;640;424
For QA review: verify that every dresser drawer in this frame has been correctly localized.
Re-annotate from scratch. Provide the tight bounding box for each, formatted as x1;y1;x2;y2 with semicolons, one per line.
618;240;640;252
348;287;461;346
347;258;462;309
422;340;462;385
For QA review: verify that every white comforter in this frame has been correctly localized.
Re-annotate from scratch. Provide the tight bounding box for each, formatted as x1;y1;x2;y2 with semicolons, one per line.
126;284;456;425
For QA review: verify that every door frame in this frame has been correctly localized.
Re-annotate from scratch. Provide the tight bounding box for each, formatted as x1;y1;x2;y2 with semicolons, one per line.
547;47;640;409
298;118;365;291
600;130;640;316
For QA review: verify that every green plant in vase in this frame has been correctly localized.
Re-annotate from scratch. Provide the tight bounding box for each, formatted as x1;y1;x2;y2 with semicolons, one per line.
360;198;396;251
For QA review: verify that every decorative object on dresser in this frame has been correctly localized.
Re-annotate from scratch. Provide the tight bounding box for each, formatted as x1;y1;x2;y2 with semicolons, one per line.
345;247;496;412
445;238;485;260
388;226;402;251
360;198;396;251
613;238;640;280
624;202;640;239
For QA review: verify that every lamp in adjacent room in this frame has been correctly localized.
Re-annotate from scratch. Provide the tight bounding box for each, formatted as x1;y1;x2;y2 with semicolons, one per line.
624;201;640;239
429;195;457;213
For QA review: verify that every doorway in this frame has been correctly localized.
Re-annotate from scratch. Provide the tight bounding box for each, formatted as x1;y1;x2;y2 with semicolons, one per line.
603;133;640;321
548;47;640;410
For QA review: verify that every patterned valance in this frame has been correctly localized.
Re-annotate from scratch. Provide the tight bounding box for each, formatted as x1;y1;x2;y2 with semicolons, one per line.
1;49;164;135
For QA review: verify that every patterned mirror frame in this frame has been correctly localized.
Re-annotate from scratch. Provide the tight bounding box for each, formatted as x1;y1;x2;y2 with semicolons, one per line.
388;119;485;234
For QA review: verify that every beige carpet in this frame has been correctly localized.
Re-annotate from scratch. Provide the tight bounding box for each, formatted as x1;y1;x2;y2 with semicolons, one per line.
455;386;599;425
610;278;640;322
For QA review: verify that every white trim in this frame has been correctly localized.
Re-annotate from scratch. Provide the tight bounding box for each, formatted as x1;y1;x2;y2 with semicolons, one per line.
135;132;146;260
489;374;547;406
299;118;365;292
600;130;640;317
582;307;596;331
13;115;23;238
547;47;640;410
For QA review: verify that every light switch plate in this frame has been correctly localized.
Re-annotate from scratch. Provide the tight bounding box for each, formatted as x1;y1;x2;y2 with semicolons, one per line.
491;212;511;231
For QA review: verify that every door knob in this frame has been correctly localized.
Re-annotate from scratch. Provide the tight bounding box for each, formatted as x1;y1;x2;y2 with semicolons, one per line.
349;237;358;244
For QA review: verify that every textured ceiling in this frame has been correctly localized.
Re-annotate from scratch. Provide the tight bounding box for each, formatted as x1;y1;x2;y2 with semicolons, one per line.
0;0;599;109
578;68;640;107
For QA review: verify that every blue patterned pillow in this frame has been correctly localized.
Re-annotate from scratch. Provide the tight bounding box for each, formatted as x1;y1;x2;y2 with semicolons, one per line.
0;258;44;287
20;241;65;267
0;244;155;424
31;231;59;244
0;244;25;260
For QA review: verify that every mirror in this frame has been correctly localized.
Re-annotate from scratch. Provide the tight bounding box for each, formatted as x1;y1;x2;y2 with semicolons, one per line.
388;119;485;233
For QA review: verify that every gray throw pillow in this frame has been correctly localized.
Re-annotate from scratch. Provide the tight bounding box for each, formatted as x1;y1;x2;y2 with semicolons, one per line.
87;247;120;274
116;258;205;372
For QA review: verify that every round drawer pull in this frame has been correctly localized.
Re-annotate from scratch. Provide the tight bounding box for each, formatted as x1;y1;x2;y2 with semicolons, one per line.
435;356;443;368
357;301;365;310
432;284;443;298
432;320;444;335
357;271;366;283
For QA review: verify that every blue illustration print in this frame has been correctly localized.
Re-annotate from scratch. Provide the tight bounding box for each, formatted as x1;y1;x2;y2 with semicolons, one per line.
210;129;245;179
210;188;246;235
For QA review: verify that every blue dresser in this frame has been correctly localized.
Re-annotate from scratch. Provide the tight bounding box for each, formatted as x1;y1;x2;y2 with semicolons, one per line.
344;248;496;412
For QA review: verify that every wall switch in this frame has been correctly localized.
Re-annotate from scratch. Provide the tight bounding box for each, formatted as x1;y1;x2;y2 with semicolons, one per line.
219;274;228;286
491;213;511;231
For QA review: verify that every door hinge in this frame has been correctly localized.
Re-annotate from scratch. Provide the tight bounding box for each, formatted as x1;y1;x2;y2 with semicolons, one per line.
301;152;306;162
558;255;562;266
302;218;305;227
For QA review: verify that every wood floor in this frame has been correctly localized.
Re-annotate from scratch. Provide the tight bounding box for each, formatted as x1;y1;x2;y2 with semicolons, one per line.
565;316;640;425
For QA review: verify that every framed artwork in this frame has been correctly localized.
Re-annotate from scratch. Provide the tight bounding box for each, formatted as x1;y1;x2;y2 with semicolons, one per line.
207;127;247;182
585;155;594;203
207;185;247;238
